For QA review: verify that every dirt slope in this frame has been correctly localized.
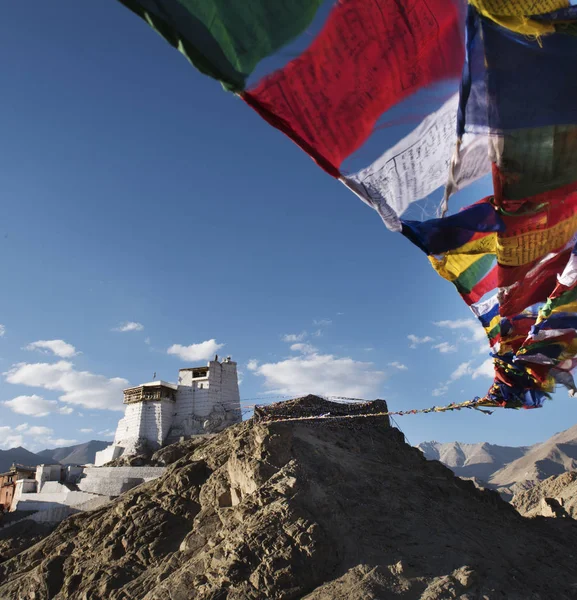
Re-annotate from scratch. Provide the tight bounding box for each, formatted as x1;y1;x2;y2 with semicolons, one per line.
1;396;577;599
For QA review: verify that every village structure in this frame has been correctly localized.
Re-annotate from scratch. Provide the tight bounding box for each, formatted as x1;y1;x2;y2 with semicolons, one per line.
0;358;242;527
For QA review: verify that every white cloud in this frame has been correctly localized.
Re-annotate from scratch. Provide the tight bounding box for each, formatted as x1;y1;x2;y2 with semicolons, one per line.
26;425;53;436
433;342;457;354
408;334;434;349
4;361;128;411
290;343;318;355
113;322;144;332
4;394;58;417
0;424;76;451
167;339;224;362
432;385;449;397
144;337;151;345
98;429;115;439
59;406;74;415
431;358;494;397
313;319;332;327
80;428;93;433
434;319;486;342
388;361;408;371
247;359;259;371
450;361;473;381
449;359;494;381
46;438;78;447
281;332;307;343
0;427;24;449
250;352;385;398
472;358;494;379
0;324;5;337
25;339;78;358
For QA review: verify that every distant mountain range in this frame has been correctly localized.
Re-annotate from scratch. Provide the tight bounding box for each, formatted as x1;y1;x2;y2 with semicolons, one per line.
419;423;577;498
0;447;46;473
37;440;109;465
0;440;108;472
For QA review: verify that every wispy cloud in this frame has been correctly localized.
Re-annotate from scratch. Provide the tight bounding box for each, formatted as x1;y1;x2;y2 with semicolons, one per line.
113;321;144;332
434;319;491;355
25;339;78;358
0;324;5;337
408;334;433;349
4;361;128;411
80;428;94;433
98;429;115;439
433;342;457;354
388;361;408;371
167;339;224;362
290;343;318;355
313;319;332;327
450;361;474;381
431;358;494;397
281;332;307;343
432;385;449;397
434;319;485;342
247;359;259;371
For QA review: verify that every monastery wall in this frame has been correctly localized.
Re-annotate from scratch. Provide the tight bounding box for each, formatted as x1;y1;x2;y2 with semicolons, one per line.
175;369;210;420
78;467;166;496
138;400;173;448
114;402;145;447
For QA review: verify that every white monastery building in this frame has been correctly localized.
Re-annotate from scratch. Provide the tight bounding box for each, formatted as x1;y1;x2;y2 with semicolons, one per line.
95;357;241;466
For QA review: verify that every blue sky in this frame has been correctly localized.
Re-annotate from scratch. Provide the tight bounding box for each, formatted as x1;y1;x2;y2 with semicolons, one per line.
1;1;576;452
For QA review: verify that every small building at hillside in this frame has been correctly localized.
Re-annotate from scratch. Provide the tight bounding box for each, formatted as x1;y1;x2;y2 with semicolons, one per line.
0;465;36;513
0;462;167;526
95;357;242;466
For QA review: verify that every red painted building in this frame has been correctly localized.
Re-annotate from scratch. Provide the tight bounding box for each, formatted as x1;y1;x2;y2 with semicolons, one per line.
0;465;36;514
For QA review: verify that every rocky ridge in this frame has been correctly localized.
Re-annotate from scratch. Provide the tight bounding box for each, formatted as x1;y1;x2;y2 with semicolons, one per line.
419;424;577;499
488;424;577;496
512;471;577;519
417;441;530;483
1;395;577;599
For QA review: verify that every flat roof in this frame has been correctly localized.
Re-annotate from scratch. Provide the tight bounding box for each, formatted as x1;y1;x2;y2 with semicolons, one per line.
124;381;178;392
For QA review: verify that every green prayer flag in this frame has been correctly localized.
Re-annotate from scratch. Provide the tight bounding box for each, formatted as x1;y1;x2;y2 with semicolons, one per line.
118;0;322;91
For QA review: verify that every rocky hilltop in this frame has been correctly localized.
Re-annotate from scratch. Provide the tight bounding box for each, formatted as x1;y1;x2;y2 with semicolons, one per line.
1;395;577;599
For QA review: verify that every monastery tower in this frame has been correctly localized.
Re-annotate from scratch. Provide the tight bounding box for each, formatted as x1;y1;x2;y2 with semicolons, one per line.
95;357;241;466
